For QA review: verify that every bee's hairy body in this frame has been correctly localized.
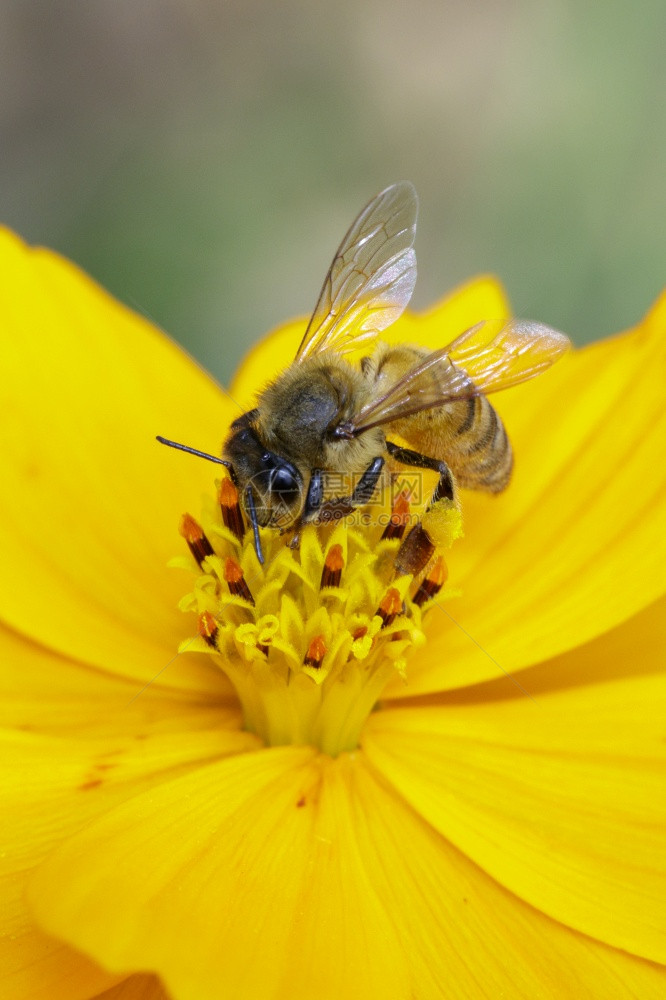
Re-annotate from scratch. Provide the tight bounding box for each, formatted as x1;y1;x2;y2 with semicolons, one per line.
256;356;382;475
225;344;513;529
224;355;386;527
363;343;513;493
160;181;568;567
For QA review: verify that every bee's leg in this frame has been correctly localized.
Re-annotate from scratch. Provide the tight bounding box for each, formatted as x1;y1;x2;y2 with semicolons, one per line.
348;456;385;506
288;469;325;549
385;441;454;506
301;469;325;523
385;441;454;577
316;456;385;524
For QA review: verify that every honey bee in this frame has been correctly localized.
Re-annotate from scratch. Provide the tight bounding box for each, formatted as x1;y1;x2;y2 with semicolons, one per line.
159;182;569;573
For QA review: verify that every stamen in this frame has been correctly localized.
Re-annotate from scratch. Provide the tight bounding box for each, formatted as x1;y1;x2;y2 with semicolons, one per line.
376;587;403;629
179;513;214;567
381;491;411;541
224;557;255;605
304;635;326;669
178;468;462;754
413;556;448;607
320;544;344;589
394;523;435;577
218;477;244;541
198;610;219;649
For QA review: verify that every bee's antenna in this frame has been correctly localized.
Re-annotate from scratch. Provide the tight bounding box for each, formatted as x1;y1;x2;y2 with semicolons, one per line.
244;484;264;565
156;436;232;469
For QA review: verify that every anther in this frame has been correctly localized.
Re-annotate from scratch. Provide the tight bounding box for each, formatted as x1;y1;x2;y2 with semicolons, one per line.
381;491;411;541
376;587;403;629
352;625;368;641
179;513;214;567
198;610;219;649
413;556;448;607
320;544;344;589
224;557;255;605
394;523;435;577
218;477;245;542
304;635;326;669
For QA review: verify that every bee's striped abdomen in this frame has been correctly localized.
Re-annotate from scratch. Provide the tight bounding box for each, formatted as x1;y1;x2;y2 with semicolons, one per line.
449;395;513;492
368;343;515;496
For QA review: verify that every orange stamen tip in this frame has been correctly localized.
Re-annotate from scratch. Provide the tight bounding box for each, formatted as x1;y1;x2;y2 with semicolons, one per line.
325;544;344;572
180;513;214;566
198;611;219;647
224;557;244;584
198;610;218;639
218;477;245;542
352;626;368;641
218;477;239;507
179;513;204;543
381;490;412;540
379;587;402;617
224;556;254;604
320;543;344;589
304;635;326;667
413;555;448;607
428;557;448;588
392;491;411;521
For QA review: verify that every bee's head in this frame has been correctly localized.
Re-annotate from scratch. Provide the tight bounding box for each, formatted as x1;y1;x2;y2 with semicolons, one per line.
249;450;304;527
224;411;305;528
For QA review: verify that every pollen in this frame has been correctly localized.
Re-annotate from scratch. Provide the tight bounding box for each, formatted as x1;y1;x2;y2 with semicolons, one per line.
198;610;219;648
176;477;463;755
304;635;326;669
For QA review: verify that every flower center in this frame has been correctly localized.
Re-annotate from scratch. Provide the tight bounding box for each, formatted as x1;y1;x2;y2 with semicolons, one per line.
175;474;462;756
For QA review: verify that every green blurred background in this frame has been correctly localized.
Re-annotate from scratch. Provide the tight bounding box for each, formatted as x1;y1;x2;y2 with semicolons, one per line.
2;0;665;383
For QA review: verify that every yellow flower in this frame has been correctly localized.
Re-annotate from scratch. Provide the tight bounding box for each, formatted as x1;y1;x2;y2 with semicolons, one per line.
1;226;665;1000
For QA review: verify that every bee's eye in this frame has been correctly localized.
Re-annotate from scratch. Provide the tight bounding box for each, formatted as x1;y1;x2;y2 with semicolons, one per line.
270;464;301;503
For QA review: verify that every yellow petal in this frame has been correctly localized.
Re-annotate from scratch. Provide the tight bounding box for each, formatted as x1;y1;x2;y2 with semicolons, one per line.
92;975;170;999
231;280;666;697
395;294;666;693
29;747;331;1000
29;748;666;999
0;930;117;1000
229;316;305;408
0;228;236;691
395;274;511;350
340;757;666;999
0;718;256;1000
438;593;666;704
0;622;237;737
229;275;510;407
30;748;413;999
365;662;666;963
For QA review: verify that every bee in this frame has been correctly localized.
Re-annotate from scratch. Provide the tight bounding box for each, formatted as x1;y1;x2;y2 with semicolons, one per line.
159;182;569;573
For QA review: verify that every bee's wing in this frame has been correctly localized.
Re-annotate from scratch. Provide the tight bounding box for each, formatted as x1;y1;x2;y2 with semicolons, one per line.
295;182;418;362
353;319;570;433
